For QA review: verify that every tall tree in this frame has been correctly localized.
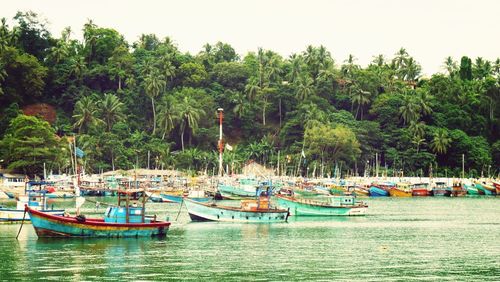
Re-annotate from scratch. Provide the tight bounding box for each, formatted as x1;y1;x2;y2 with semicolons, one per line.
143;69;166;135
73;96;104;133
100;93;125;131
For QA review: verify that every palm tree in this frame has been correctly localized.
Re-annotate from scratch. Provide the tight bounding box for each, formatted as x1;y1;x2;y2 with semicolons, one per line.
244;78;260;101
430;128;451;155
177;96;205;151
409;121;426;139
289;54;303;83
232;91;247;119
402;57;421;82
443;56;457;76
350;85;371;120
399;95;420;125
100;93;126;131
393;47;409;70
72;96;104;133
416;89;433;116
295;75;314;101
69;56;86;82
412;136;426;154
143;69;166;135
160;55;175;83
372;54;386;67
157;96;178;140
341;54;359;79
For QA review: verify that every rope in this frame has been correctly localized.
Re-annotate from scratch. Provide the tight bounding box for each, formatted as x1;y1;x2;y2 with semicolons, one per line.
16;208;27;240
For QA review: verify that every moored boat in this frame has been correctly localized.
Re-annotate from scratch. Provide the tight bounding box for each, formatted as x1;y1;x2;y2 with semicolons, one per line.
27;189;170;237
159;190;212;203
432;182;451;197
411;183;430;197
275;195;367;216
450;182;467;197
389;183;412;197
465;184;480;195
0;181;64;222
369;186;389;197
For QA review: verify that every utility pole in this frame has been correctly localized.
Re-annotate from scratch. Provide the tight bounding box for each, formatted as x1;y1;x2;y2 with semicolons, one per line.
217;108;224;177
462;154;465;179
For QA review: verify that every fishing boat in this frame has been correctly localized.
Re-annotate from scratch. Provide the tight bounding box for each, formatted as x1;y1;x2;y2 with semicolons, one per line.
160;190;212;203
369;184;390;197
389;183;412;197
217;178;260;199
27;189;170;237
353;186;369;197
432;182;451;196
184;187;289;223
474;182;496;196
411;183;430;196
493;182;500;195
0;181;64;222
275;195;367;216
450;182;467;197
465;184;480;195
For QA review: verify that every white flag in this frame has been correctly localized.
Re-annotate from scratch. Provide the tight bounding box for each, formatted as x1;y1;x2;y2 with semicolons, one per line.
225;143;233;151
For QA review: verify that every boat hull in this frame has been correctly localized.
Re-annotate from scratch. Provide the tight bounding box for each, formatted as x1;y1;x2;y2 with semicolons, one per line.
389;188;412;197
0;208;64;222
184;199;289;223
275;196;367;216
369;187;389;197
27;208;170;238
217;184;257;198
159;194;211;203
432;189;451;196
412;189;430;196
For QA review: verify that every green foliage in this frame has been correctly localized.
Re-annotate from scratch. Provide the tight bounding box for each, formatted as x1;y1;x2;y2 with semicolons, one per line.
0;115;63;175
0;12;498;176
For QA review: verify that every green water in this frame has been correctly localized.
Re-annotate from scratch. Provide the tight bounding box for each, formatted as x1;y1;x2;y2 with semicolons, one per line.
0;197;498;281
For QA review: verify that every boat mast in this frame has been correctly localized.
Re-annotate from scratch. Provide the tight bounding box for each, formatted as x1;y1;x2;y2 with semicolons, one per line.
217;108;224;177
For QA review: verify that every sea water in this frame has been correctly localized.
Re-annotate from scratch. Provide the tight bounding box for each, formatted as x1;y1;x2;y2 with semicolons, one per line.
0;197;498;281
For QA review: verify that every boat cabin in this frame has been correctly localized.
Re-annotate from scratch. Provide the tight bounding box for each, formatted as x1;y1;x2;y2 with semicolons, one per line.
104;189;152;224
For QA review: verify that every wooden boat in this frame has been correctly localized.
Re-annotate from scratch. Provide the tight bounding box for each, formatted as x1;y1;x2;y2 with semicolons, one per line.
275;195;367;216
494;182;500;195
450;182;467;197
217;178;261;199
474;182;496;195
160;190;211;203
27;189;170;237
353;187;369;197
389;183;412;197
184;187;289;223
0;181;64;222
411;183;430;196
369;186;389;197
465;184;480;195
432;182;451;196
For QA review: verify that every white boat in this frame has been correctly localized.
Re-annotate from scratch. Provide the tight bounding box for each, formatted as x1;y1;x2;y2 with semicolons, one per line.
0;181;64;222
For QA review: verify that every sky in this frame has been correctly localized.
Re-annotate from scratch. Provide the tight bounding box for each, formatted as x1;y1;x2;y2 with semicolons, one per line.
2;0;499;76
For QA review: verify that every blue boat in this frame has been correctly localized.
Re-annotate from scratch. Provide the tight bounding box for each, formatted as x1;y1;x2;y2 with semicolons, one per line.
369;186;389;197
159;191;212;203
0;181;64;222
27;189;170;238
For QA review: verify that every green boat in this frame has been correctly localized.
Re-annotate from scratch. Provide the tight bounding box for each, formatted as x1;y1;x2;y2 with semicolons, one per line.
275;195;368;216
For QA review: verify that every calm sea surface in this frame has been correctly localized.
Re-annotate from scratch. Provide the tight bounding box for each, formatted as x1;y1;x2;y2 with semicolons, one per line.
0;197;498;281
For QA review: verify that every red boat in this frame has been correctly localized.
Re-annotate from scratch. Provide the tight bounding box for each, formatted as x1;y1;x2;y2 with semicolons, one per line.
411;183;430;196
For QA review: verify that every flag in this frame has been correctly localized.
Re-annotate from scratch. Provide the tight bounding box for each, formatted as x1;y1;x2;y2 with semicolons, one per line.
75;147;85;158
301;149;306;158
225;143;233;151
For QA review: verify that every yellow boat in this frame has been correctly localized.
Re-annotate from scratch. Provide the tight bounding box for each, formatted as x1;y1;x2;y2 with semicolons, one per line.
389;183;412;197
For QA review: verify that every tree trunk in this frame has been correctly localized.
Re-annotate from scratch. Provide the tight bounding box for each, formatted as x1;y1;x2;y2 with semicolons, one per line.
180;127;185;151
118;76;122;91
151;97;156;135
262;98;266;126
279;98;282;128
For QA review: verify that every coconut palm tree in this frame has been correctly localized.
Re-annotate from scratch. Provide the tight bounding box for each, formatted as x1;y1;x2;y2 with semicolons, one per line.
244;77;260;101
399;95;420;125
350;85;371;120
232;91;247;119
409;121;426;139
295;75;314;101
443;56;457;76
289;54;303;83
416;89;433;116
412;136;426;154
157;95;179;140
430;128;452;155
100;93;126;131
73;96;104;133
143;69;166;135
177;96;205;151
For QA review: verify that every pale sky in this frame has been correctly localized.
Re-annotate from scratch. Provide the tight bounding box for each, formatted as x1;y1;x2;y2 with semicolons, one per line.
2;0;499;76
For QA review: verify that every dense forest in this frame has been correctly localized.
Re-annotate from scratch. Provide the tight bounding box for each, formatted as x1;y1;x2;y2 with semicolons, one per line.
0;12;499;178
